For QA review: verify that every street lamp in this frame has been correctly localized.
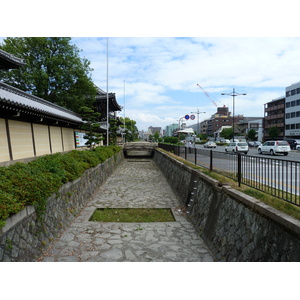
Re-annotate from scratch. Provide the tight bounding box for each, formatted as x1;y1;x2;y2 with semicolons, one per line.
221;88;247;142
191;109;206;135
178;116;186;131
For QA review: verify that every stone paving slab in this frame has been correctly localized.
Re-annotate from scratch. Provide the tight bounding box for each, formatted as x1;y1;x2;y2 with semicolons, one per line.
39;159;214;262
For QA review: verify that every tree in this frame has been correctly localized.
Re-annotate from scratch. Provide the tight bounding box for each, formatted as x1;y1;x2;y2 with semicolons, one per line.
0;37;97;113
268;126;279;140
119;117;138;142
109;119;118;145
79;106;104;149
153;131;160;141
220;128;233;140
247;129;257;140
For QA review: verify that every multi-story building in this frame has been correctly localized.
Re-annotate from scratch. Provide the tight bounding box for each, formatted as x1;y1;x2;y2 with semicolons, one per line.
247;119;264;142
201;106;244;137
148;126;161;136
285;82;300;138
264;96;285;140
165;123;178;137
237;117;264;141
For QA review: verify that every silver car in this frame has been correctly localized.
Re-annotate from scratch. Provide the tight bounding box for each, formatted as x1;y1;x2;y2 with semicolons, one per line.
258;141;290;156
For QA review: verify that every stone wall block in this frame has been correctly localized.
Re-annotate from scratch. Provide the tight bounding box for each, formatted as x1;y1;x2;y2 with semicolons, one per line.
154;148;300;261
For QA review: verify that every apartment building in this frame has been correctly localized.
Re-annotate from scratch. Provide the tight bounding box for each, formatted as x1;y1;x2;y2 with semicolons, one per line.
285;82;300;138
263;96;285;140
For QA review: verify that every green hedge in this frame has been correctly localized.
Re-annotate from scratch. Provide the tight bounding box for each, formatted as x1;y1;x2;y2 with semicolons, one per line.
0;146;121;228
163;137;178;144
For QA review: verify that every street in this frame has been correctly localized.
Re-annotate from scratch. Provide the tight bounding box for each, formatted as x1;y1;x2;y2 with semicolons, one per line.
181;144;300;199
195;144;300;161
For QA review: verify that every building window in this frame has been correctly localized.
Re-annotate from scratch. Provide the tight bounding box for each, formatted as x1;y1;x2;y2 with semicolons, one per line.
286;102;290;108
286;124;290;130
286;113;290;119
291;124;296;129
286;91;291;97
291;112;296;118
292;89;296;95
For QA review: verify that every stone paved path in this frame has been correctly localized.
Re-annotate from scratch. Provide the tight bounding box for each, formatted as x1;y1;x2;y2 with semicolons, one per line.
39;158;214;262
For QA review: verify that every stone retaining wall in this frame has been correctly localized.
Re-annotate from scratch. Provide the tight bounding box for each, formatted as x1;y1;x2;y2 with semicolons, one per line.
0;151;123;262
154;149;300;261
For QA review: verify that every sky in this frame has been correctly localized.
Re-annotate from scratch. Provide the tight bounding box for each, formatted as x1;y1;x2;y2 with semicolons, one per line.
71;36;300;132
2;35;300;132
3;1;300;134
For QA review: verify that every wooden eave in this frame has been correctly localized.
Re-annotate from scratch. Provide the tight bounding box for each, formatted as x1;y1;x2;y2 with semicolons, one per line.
0;49;26;69
0;82;83;127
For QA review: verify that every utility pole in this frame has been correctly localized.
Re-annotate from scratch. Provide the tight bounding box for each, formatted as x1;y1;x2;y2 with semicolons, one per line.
191;108;206;135
221;88;247;142
106;37;109;146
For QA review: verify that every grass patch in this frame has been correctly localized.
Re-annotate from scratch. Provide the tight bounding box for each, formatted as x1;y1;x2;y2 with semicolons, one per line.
89;208;175;222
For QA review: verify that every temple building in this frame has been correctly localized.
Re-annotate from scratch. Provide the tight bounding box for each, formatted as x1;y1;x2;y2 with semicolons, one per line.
0;48;122;164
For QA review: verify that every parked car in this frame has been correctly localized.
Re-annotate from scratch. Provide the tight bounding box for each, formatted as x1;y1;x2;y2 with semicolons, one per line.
225;142;249;154
258;141;290;156
219;139;230;144
204;141;217;148
284;139;300;150
248;141;255;147
253;141;262;147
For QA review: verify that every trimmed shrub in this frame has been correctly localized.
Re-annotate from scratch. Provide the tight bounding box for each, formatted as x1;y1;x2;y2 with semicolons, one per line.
0;145;122;228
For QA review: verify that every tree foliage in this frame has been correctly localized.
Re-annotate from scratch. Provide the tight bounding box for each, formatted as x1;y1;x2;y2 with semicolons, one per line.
79;106;104;149
0;37;97;113
109;119;118;145
247;129;257;140
268;126;279;140
119;117;138;142
220;128;233;140
153;131;160;141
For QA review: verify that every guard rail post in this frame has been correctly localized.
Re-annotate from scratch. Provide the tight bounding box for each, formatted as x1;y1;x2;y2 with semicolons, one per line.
237;152;242;187
210;150;213;172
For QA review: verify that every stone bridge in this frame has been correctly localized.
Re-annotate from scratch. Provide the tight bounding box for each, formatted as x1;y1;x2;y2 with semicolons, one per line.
123;141;157;157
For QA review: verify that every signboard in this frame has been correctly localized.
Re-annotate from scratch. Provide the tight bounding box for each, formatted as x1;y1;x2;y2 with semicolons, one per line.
75;132;88;147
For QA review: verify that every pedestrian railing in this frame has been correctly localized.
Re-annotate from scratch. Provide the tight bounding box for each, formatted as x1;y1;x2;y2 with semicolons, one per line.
158;143;300;206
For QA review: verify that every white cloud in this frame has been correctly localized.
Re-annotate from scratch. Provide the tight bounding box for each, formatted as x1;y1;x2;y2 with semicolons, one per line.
2;36;299;131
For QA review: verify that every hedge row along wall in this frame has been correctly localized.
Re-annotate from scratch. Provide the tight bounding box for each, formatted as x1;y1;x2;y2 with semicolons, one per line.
0;150;124;262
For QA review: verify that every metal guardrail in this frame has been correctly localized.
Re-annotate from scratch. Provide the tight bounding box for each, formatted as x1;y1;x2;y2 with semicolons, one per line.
158;143;300;206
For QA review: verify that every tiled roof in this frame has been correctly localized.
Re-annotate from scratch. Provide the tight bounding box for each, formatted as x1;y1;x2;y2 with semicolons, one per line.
0;49;26;69
0;82;83;124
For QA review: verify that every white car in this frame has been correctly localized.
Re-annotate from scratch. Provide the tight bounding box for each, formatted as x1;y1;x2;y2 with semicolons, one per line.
204;141;217;148
225;142;249;154
258;141;290;156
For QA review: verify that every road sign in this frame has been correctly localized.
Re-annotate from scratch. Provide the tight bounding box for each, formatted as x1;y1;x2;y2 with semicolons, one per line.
185;114;189;120
190;114;195;120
